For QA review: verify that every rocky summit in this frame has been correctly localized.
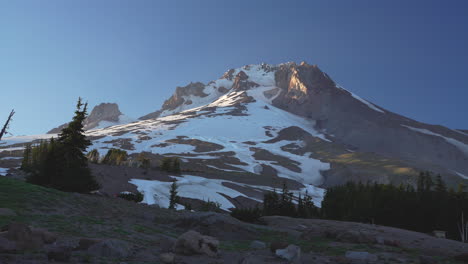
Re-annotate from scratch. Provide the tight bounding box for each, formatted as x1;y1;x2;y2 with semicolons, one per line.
47;103;134;133
1;62;468;211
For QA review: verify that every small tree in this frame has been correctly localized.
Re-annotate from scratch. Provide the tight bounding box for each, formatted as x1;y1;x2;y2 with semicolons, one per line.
172;157;181;173
86;149;100;163
160;157;172;172
102;148;128;165
169;181;180;209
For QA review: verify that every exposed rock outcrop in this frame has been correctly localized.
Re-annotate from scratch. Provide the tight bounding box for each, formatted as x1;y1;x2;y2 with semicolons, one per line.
48;103;130;133
139;82;208;120
271;62;468;177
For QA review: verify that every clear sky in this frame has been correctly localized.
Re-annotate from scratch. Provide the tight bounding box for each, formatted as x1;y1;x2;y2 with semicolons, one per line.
1;0;467;135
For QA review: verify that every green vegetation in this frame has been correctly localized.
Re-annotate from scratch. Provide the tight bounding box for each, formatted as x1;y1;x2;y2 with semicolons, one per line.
160;157;181;173
86;149;100;163
230;207;262;223
231;182;319;223
321;171;468;240
102;148;128;166
136;153;151;170
117;191;144;203
22;98;100;193
169;181;180;209
200;199;222;212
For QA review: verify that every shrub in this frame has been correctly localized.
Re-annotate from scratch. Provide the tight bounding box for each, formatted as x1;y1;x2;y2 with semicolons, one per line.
200;199;222;212
117;191;144;203
160;157;181;173
230;207;262;223
102;148;128;165
86;149;100;163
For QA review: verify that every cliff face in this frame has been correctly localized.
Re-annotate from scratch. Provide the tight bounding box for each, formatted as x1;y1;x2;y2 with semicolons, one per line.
271;62;468;177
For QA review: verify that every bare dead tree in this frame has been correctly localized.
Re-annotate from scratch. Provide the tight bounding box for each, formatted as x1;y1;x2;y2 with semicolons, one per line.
458;211;468;242
0;109;15;141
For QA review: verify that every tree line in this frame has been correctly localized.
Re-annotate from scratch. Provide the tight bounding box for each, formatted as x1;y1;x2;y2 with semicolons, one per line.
321;172;468;240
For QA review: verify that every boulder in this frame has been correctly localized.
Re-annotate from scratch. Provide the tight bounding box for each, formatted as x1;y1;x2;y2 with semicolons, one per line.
6;222;43;251
159;252;175;264
269;241;289;253
87;239;131;258
173;230;219;257
0;208;16;217
345;251;378;262
48;246;72;262
454;253;468;262
383;239;401;248
249;240;266;250
0;236;16;253
75;238;103;251
31;227;57;244
336;230;375;244
275;244;301;264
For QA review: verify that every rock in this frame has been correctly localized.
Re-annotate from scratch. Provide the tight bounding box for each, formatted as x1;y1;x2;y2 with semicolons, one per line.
75;238;103;251
419;255;438;264
383;239;401;248
6;222;43;251
173;230;219;257
31;227;57;244
0;208;16;216
375;236;384;245
249;240;266;250
337;230;375;244
253;165;263;174
275;244;301;264
87;239;131;258
48;246;72;262
158;236;176;252
345;251;378;262
159;252;175;263
454;253;468;262
0;236;16;253
270;241;289;253
239;253;268;264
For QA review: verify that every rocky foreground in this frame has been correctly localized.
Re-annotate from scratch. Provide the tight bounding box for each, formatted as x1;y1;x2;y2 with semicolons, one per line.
0;177;467;264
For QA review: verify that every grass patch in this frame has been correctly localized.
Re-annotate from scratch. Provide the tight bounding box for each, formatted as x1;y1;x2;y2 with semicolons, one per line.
220;240;251;251
0;177;68;212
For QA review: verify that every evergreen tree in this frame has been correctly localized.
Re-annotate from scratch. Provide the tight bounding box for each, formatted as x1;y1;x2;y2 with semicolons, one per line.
160;157;172;172
86;149;100;163
21;143;32;171
169;180;180;209
25;98;99;193
172;157;181;173
435;174;447;192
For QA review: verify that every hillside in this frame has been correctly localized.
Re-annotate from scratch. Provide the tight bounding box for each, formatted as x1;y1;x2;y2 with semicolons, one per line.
0;177;466;263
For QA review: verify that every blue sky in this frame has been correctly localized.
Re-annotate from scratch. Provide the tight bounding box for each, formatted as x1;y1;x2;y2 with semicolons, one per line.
1;0;467;135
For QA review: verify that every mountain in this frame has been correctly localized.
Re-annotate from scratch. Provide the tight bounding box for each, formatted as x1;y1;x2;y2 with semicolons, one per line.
47;103;134;133
1;62;467;210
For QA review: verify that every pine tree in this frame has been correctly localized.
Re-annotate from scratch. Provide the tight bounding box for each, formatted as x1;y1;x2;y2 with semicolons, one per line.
435;174;447;193
86;149;100;163
169;181;180;209
172;157;181;173
53;98;99;192
21;143;32;171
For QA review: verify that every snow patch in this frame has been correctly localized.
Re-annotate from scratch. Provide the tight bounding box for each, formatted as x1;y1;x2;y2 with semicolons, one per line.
402;125;468;156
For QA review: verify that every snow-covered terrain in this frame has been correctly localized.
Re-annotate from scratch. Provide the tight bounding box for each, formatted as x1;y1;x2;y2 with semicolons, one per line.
3;62;467;209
